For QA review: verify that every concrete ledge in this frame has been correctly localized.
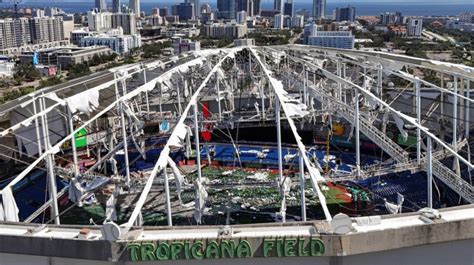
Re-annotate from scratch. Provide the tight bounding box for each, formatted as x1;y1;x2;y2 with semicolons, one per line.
0;205;473;262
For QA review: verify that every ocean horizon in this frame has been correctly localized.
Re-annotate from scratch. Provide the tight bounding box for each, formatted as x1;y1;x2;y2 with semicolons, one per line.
0;1;472;16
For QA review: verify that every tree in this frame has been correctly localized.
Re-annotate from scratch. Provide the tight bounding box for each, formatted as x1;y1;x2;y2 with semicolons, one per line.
89;54;103;66
67;63;91;80
14;63;41;82
39;76;62;88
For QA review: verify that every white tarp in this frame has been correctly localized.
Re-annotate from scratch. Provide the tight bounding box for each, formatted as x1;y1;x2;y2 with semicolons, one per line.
68;178;85;207
2;187;19;222
66;88;100;115
391;112;408;141
105;191;118;222
167;157;185;204
193;179;208;224
279;176;292;219
0;202;4;221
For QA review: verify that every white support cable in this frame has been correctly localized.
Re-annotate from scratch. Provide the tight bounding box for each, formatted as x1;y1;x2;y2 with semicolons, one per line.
261;47;474;201
299;151;306;222
277;45;474;103
289;53;473;170
250;47;332;221
416;80;421;164
276;98;285;223
0;71;151;193
193;103;203;224
40;96;60;225
427;137;433;208
120;48;243;232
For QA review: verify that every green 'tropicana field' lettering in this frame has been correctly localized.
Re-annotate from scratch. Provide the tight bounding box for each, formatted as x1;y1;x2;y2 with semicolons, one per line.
127;238;324;261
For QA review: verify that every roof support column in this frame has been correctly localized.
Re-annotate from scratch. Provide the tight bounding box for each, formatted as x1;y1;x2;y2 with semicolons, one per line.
276;98;285;222
40;96;60;225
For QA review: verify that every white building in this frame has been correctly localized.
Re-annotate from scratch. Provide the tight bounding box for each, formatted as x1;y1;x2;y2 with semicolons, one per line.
70;28;97;45
446;20;474;32
291;15;304;28
172;36;200;54
459;12;474;23
29;17;65;44
307;31;354;49
87;11;137;35
237;11;247;24
87;10;112;31
0;18;31;49
80;30;141;54
234;38;255;47
111;13;137;35
303;22;318;43
274;14;284;29
46;7;64;17
95;0;107;12
0;61;15;77
147;15;164;26
312;0;326;19
162;27;200;38
406;18;423;37
129;0;141;17
304;23;354;49
33;9;45;18
205;23;247;39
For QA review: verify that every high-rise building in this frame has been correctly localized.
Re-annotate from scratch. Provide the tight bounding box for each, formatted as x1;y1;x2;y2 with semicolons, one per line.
189;0;200;19
236;0;255;17
274;0;282;12
217;0;236;20
205;22;247;38
459;12;474;23
303;22;317;43
291;14;304;28
253;0;261;16
334;5;355;22
304;22;354;49
159;7;168;17
406;18;422;36
129;0;140;17
111;13;137;34
312;0;325;19
175;3;195;21
80;31;141;54
236;11;247;24
283;0;293;16
307;31;354;49
379;11;403;25
201;3;212;14
87;10;112;31
33;9;45;18
87;11;136;35
201;12;214;23
45;7;63;17
0;18;31;50
172;37;200;54
95;0;107;12
274;14;284;29
29;17;65;44
112;0;121;13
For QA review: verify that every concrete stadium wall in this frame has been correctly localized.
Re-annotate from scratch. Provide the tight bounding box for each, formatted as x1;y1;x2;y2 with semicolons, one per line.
1;239;472;265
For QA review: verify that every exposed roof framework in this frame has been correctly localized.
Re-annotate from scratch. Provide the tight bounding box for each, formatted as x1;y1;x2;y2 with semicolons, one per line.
0;46;472;240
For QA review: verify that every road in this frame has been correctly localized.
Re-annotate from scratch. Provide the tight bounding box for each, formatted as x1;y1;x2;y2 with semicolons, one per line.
289;32;303;44
422;30;455;44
